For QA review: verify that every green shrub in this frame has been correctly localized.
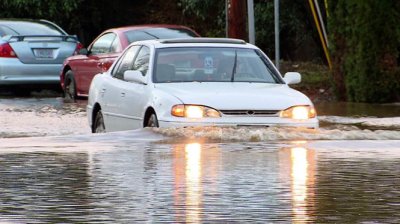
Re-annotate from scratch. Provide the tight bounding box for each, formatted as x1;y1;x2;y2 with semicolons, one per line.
328;0;400;102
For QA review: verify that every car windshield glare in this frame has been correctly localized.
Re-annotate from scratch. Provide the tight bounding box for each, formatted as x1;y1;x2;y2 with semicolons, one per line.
153;47;281;83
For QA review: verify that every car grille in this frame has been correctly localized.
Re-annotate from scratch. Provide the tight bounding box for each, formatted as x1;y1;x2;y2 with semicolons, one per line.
220;110;280;116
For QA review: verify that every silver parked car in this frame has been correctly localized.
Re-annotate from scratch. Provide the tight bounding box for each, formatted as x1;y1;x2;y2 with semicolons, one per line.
0;19;82;86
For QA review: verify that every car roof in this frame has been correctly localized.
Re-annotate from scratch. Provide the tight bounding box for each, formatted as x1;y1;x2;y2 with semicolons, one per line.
132;38;256;49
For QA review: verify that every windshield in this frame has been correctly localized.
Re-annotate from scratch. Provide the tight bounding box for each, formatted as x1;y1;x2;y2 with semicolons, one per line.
0;21;65;36
125;28;198;44
153;47;282;83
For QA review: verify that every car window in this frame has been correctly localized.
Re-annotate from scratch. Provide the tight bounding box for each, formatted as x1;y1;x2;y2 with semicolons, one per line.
90;33;117;55
0;21;64;35
144;28;198;39
154;47;282;83
124;31;157;43
0;25;19;36
110;37;121;53
125;28;198;44
132;46;150;76
112;45;141;80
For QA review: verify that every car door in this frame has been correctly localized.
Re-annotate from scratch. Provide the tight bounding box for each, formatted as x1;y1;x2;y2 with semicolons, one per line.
117;45;151;129
75;32;120;95
101;45;141;131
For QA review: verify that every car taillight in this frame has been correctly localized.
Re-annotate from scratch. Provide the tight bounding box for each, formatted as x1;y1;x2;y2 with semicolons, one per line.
73;42;84;55
0;43;17;58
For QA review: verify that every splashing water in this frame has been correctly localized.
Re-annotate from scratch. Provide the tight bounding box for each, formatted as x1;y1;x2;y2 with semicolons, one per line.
154;125;400;142
1;97;399;141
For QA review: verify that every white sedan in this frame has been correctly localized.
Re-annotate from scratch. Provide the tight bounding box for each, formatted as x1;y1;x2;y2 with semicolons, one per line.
87;38;318;133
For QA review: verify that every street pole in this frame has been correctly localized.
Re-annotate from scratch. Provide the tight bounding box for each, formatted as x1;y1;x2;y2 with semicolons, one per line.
247;0;255;44
226;0;229;37
274;0;280;70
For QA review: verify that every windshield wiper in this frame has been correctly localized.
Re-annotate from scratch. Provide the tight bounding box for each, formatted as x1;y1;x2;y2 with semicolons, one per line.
230;50;237;82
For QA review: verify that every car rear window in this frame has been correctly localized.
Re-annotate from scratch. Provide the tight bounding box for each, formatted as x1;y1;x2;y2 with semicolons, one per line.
125;28;198;44
0;21;64;36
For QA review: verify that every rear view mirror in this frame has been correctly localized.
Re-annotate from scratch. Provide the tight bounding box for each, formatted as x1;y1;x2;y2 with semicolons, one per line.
283;72;301;85
124;70;147;85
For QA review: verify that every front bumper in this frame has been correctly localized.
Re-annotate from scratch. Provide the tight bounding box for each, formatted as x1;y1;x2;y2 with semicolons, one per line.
158;116;319;129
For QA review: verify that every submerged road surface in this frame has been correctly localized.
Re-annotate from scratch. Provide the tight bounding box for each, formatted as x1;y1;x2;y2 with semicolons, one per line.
0;97;400;223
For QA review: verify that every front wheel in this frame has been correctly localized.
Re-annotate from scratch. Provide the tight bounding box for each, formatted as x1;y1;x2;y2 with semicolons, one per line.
145;113;159;128
93;110;106;133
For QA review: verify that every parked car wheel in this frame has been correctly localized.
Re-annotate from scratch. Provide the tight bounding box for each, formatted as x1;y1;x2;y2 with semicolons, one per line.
64;70;77;101
93;110;106;133
146;113;159;128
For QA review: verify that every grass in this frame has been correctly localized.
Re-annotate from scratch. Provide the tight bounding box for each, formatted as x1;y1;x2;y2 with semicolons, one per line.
278;61;335;103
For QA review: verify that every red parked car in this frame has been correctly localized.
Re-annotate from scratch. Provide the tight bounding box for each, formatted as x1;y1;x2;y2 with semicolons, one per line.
60;24;199;100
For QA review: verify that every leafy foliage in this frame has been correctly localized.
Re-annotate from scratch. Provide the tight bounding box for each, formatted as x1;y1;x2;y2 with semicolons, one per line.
328;0;400;102
178;0;226;37
179;0;321;60
0;0;82;32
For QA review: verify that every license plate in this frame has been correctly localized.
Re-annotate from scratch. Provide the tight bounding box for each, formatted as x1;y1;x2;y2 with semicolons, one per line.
33;49;54;58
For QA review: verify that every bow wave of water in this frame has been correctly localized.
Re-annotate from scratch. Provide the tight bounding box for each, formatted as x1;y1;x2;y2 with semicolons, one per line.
0;97;399;141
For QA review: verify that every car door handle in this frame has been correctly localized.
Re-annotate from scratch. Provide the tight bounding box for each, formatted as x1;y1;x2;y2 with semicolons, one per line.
120;92;125;97
100;88;106;94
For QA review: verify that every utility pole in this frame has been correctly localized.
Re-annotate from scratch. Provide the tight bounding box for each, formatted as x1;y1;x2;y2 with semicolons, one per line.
227;0;247;40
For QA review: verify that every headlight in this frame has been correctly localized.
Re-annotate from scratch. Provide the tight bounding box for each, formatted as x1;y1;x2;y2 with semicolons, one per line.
171;105;221;118
280;105;316;120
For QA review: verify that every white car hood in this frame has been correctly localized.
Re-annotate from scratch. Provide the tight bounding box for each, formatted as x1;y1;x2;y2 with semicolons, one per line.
154;82;312;110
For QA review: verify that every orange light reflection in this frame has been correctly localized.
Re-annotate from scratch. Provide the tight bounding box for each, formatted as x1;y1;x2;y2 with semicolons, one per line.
184;143;202;223
290;146;316;223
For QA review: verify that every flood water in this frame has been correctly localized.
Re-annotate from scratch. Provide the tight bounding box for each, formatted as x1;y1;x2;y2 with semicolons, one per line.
1;96;400;223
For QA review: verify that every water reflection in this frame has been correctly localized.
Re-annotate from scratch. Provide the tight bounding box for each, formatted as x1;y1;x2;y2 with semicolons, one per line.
1;140;400;223
316;101;400;117
184;143;202;223
173;142;319;223
289;147;316;223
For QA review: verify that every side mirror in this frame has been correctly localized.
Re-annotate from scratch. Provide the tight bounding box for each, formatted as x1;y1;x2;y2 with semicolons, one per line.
283;72;301;85
124;70;147;85
78;48;88;55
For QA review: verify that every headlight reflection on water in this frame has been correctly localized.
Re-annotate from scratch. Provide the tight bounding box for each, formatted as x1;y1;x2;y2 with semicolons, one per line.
290;146;316;223
184;143;202;223
173;142;318;223
185;143;202;184
291;147;308;202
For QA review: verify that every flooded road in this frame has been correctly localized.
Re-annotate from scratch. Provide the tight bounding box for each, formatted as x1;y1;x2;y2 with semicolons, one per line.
1;97;400;223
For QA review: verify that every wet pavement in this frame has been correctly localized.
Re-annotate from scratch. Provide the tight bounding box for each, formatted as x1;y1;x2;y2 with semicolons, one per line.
1;96;400;223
